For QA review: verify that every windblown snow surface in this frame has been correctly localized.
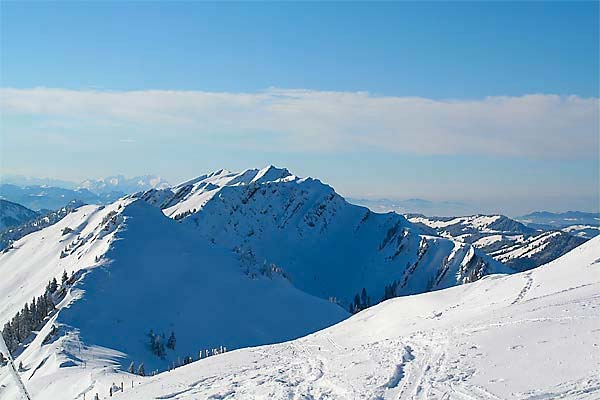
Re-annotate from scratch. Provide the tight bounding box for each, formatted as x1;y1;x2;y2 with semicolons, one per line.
118;236;600;400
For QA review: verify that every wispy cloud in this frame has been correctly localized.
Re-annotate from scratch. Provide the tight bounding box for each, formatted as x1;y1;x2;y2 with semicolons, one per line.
1;87;598;158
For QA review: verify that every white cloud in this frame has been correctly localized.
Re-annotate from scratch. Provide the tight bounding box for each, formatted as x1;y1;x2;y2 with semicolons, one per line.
1;87;598;158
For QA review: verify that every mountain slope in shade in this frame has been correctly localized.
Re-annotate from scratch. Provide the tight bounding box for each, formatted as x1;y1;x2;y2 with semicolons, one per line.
0;198;347;399
408;213;587;271
115;236;600;400
0;200;39;230
137;166;510;306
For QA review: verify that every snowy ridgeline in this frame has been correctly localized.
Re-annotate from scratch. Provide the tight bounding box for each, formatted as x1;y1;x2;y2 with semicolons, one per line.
0;165;590;399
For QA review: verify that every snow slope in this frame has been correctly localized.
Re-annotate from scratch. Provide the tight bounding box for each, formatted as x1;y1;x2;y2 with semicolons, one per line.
408;213;586;271
0;200;39;230
137;166;509;307
0;198;347;399
117;235;600;400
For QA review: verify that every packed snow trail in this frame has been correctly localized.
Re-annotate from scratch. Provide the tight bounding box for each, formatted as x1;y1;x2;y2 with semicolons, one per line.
114;237;600;400
0;331;31;400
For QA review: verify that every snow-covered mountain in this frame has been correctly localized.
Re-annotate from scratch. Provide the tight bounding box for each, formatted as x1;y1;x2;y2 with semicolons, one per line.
0;197;347;399
100;236;600;399
408;214;587;271
0;200;39;230
79;175;170;196
0;166;513;399
137;166;509;305
516;210;599;239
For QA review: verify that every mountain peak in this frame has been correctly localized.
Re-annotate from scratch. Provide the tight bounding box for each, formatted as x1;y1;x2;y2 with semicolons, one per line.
251;165;293;184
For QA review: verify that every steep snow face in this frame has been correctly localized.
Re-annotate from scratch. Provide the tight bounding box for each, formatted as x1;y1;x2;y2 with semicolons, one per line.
0;198;347;399
408;214;586;271
0;200;39;230
115;236;600;400
137;166;508;307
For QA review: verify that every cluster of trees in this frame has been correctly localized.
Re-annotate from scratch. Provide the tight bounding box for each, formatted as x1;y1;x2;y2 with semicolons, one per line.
2;271;75;354
349;288;371;314
148;330;176;358
1;280;61;353
128;361;146;376
382;280;400;301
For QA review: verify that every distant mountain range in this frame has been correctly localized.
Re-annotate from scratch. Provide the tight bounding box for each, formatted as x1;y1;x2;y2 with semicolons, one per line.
79;175;170;196
515;211;599;238
407;214;587;271
348;197;474;217
0;175;170;211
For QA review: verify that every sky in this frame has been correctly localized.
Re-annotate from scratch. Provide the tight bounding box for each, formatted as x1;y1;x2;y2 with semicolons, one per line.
0;1;598;215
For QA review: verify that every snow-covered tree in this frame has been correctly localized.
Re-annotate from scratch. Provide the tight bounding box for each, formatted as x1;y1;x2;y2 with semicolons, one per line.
137;363;145;376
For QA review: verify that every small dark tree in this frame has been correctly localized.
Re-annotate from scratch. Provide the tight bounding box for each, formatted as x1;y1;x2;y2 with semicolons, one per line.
128;361;135;374
167;332;176;350
48;278;58;293
360;288;368;308
61;270;68;285
137;363;145;376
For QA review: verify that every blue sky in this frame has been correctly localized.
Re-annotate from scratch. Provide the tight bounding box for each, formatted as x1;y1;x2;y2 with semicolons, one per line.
1;2;598;215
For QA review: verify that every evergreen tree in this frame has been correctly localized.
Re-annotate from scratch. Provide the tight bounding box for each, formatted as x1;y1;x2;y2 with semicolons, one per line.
48;278;58;293
360;288;368;308
128;361;135;373
137;363;145;376
61;270;68;285
167;332;176;350
353;294;361;313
